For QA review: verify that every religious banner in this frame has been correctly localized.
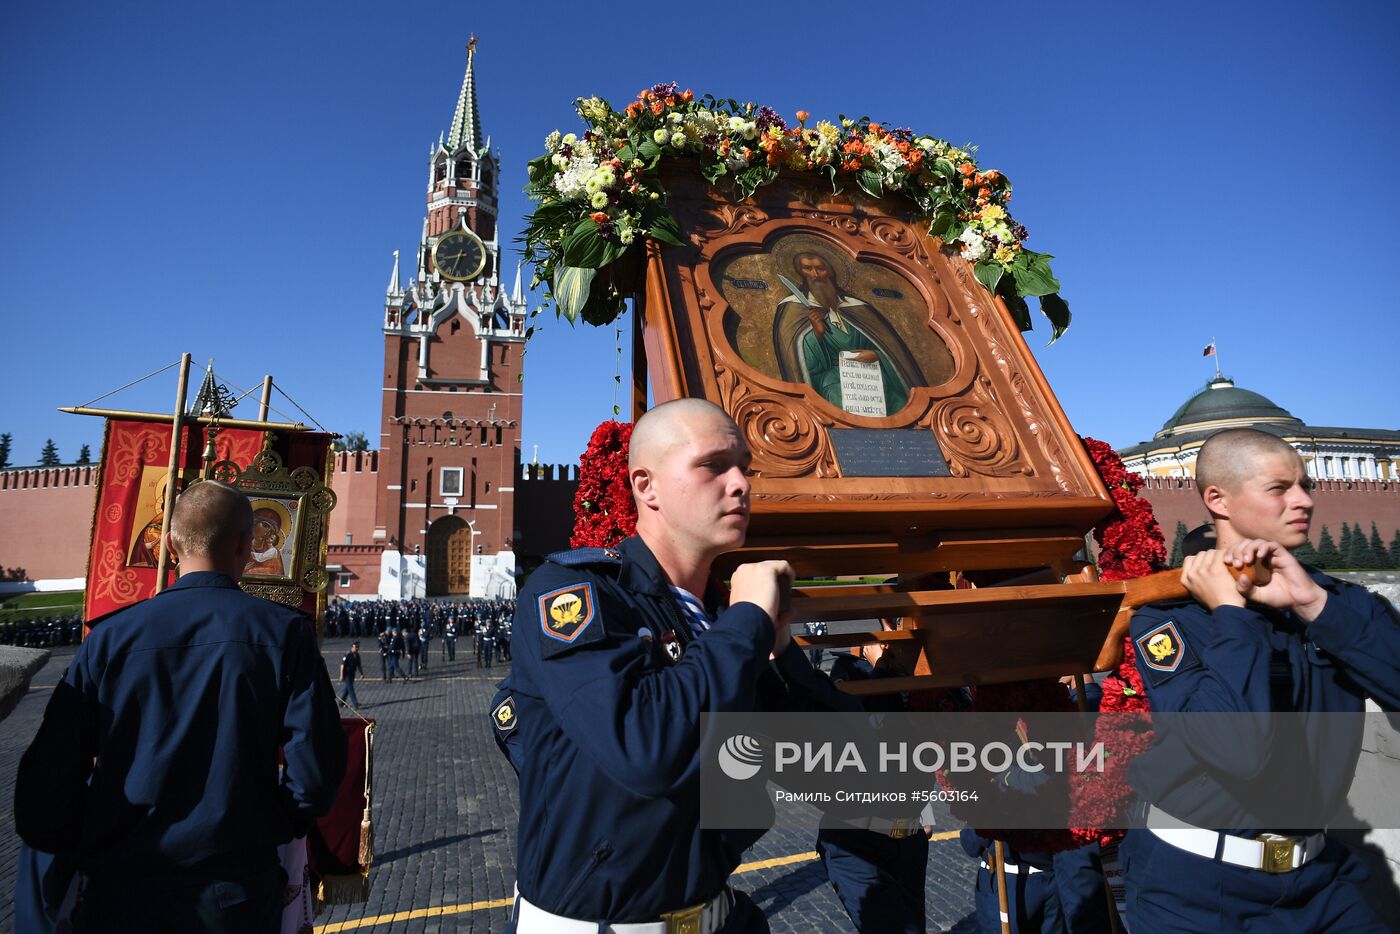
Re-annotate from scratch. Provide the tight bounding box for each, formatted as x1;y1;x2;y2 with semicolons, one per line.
83;420;334;624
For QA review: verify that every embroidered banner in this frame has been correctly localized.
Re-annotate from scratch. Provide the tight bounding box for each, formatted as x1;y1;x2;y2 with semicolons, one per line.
84;420;331;623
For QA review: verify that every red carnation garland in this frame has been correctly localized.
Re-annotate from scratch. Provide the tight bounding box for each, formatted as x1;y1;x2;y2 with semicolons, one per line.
1066;437;1164;848
571;420;637;548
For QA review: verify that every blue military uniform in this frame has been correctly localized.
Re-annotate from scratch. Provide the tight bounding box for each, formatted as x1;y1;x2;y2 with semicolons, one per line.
1123;567;1400;931
15;571;346;931
815;654;930;934
491;537;848;931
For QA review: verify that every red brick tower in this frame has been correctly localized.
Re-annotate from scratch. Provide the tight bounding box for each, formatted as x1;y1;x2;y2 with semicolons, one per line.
376;38;526;598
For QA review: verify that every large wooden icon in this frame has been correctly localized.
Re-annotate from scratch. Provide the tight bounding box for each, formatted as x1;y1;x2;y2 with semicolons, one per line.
638;166;1114;572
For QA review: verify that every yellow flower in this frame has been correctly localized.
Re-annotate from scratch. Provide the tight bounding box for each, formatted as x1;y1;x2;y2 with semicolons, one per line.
816;120;840;142
590;191;609;209
980;204;1006;222
994;245;1017;266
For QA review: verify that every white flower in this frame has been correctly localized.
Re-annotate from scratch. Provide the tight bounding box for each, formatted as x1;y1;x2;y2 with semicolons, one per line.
545;130;562;151
667;112;684;125
670;132;686;149
562;133;577;146
728;116;746;132
653;128;669;145
726;150;748;171
619;227;635;245
552;147;600;200
585;175;603;194
740;122;757;141
590;191;609;209
551;153;567;168
958;228;989;262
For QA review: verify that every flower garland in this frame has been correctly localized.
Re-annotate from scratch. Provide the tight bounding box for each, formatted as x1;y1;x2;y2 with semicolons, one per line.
570;420;637;548
1066;436;1165;849
523;84;1070;337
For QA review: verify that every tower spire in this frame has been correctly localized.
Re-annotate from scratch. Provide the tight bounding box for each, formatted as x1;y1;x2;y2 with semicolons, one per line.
446;35;482;154
511;260;524;306
387;249;402;295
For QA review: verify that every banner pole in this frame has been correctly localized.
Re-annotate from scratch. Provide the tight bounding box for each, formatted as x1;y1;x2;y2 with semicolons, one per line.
258;376;273;422
154;353;192;593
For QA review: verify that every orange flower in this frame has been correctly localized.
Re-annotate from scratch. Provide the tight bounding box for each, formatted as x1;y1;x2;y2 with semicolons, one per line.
650;100;665;116
664;94;676;106
590;211;609;224
625;102;643;118
719;139;731;155
639;89;654;101
796;109;810;124
984;170;1001;185
843;157;861;172
958;163;976;176
963;177;977;189
868;122;882;135
767;150;782;167
680;89;694;102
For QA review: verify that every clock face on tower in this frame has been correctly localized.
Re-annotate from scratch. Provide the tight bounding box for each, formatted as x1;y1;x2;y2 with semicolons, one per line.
433;230;487;282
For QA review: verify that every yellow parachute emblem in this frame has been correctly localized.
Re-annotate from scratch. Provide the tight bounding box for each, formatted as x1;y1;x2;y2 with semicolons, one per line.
550;592;584;629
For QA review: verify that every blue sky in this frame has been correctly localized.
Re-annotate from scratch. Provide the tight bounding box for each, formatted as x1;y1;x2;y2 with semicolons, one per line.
2;1;1396;468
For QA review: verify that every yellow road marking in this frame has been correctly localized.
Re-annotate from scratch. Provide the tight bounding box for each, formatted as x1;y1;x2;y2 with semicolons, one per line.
315;833;962;932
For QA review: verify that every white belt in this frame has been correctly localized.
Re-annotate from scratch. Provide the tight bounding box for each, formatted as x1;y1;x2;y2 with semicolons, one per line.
514;887;731;934
1146;809;1325;873
835;816;923;839
979;859;1044;875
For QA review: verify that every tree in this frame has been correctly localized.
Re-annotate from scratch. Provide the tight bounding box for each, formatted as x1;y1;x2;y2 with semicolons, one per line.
1168;521;1188;568
38;439;59;467
77;443;92;465
1292;538;1320;567
1344;521;1376;570
1339;522;1353;561
1316;525;1341;568
1390;529;1400;570
0;432;10;469
1368;523;1389;569
333;431;370;453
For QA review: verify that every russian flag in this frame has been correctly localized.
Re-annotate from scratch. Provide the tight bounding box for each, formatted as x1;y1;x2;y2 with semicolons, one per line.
1202;342;1216;357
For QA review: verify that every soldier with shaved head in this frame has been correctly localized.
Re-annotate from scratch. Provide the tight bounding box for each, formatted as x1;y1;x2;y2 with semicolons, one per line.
1121;428;1400;931
492;399;855;932
17;480;346;933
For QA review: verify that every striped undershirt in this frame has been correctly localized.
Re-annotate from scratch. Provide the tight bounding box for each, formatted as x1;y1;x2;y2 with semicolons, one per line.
667;585;713;633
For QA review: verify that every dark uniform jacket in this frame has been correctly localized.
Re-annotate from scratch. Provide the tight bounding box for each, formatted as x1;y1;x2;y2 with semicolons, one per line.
15;572;346;879
492;535;851;922
1127;568;1400;833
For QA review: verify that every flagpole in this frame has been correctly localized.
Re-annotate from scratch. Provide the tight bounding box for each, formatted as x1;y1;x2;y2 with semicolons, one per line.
1213;337;1222;380
154;353;192;593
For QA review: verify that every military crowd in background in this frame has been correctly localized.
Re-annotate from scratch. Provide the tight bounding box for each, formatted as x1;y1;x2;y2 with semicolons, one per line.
325;597;516;680
0;611;83;647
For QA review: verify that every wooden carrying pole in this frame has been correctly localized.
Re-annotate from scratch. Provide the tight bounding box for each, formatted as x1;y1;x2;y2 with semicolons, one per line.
153;354;192;593
993;840;1012;934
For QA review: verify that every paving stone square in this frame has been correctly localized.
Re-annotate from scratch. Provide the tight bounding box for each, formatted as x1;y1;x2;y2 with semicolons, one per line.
2;638;980;933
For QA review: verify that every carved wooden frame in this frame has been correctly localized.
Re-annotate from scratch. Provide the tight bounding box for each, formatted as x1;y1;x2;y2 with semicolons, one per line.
637;166;1113;545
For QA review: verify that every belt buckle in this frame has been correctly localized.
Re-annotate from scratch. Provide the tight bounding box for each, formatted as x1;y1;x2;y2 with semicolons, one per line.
660;901;704;934
1258;835;1297;873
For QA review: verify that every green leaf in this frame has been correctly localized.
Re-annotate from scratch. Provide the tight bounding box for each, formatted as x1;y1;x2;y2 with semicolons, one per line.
1001;291;1033;331
973;262;1003;294
648;210;685;247
552;266;597;323
856;168;883;198
928;208;957;240
933;158;956;178
617;143;635;163
1039;293;1072;342
562;218;612;268
526;154;554;184
637;138;662;167
1008;250;1061;297
701;160;727;184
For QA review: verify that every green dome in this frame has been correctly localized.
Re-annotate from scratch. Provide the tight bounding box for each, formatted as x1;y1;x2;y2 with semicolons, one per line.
1155;378;1301;439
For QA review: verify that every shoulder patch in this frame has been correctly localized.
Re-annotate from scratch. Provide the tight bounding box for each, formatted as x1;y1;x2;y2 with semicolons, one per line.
1134;619;1200;685
492;695;518;733
538;581;602;653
